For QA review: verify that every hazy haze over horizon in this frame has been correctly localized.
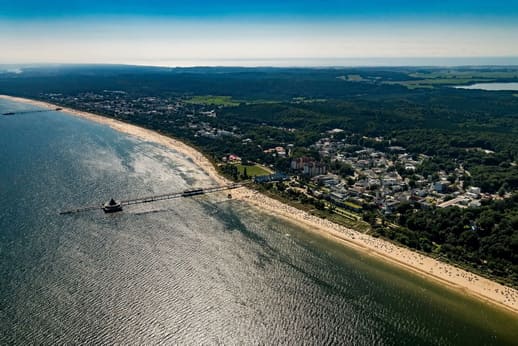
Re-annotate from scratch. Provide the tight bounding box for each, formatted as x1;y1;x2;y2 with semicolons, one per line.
1;1;518;66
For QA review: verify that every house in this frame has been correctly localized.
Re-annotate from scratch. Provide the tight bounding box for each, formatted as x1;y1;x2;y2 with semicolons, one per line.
200;110;217;117
388;146;406;152
327;128;344;134
275;146;286;157
433;181;449;193
228;154;241;163
468;186;481;196
264;146;287;157
254;173;289;183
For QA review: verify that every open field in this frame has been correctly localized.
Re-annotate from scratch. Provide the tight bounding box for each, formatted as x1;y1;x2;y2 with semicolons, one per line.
185;95;282;106
244;99;282;105
383;69;518;89
409;70;518;80
337;74;369;82
236;164;271;177
385;78;493;89
342;200;362;210
184;95;240;106
292;96;327;103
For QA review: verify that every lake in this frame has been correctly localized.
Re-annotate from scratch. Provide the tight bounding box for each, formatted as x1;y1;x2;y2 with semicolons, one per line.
454;82;518;91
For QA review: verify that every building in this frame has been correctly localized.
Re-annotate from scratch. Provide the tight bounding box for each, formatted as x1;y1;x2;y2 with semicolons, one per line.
254;173;289;183
228;154;241;163
291;157;314;170
275;146;286;157
312;174;340;186
433;181;449;193
200;110;217;117
303;162;327;177
267;147;286;157
468;186;481;195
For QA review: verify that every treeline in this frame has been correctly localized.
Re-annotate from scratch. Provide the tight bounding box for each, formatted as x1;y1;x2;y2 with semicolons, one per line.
3;65;516;193
373;194;518;286
0;65;415;101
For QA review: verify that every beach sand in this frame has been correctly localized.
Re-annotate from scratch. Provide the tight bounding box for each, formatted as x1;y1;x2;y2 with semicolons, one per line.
2;94;517;315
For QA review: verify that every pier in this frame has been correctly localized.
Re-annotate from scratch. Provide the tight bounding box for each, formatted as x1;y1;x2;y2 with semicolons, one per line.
2;108;62;116
59;183;242;215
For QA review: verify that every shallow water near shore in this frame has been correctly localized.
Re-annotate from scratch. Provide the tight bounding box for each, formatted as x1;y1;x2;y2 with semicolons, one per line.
1;99;517;345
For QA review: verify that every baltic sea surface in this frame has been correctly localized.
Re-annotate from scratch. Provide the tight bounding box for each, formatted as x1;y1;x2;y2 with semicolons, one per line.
1;99;517;345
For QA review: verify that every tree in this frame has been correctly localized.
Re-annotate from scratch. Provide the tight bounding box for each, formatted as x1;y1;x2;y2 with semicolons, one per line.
498;183;508;197
363;211;376;225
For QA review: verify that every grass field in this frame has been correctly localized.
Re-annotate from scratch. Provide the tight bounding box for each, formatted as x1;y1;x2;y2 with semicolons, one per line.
385;78;493;89
346;74;365;81
185;95;282;106
409;70;518;79
236;164;271;177
386;69;518;89
184;95;240;106
292;96;327;103
244;99;282;105
337;74;367;82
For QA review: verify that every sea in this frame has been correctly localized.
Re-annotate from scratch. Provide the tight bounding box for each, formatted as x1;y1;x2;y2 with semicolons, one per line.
1;98;517;345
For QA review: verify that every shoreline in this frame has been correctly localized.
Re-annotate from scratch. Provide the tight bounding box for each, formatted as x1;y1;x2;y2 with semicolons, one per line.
2;94;517;315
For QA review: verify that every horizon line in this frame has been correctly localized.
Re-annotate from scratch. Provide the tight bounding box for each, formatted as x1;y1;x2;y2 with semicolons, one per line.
3;57;518;69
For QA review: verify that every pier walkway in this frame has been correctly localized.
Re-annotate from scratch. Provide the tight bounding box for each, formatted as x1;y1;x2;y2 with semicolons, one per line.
59;183;243;215
2;108;62;116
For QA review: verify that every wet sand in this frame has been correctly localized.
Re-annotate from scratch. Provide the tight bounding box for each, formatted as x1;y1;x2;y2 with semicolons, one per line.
2;94;517;315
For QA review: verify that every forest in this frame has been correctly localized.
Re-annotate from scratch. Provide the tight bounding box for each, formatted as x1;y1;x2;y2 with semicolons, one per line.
373;194;518;285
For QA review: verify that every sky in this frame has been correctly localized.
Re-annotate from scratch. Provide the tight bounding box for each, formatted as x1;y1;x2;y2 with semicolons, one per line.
1;0;518;66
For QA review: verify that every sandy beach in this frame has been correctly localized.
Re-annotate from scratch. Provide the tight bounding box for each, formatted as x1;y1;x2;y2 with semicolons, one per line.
2;94;517;315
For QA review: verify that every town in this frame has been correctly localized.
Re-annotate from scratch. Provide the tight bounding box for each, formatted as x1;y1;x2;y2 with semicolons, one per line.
42;91;504;224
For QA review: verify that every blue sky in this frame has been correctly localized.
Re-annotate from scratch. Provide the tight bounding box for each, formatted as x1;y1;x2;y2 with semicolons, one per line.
2;1;518;20
1;0;518;66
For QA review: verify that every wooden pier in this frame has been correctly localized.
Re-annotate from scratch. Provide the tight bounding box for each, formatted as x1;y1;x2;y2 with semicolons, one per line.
2;108;62;116
59;183;242;215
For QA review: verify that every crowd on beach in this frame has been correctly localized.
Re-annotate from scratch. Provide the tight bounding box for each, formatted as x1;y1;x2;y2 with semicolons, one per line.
232;187;518;311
